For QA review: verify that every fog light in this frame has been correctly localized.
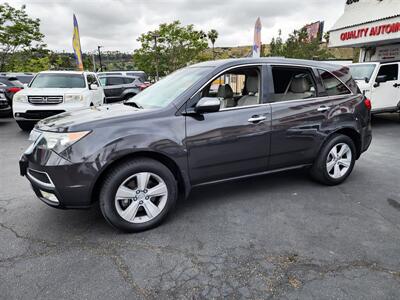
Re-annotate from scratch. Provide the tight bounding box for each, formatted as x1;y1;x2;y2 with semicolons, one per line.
40;190;59;204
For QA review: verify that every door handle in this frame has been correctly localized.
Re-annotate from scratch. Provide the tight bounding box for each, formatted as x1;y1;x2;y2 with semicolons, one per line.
317;106;331;112
248;115;267;123
394;83;400;88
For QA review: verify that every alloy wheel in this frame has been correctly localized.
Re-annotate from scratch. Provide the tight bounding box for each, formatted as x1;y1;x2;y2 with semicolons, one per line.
326;142;352;179
114;172;168;223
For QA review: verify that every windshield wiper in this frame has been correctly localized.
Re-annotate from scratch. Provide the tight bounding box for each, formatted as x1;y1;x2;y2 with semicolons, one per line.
123;100;143;109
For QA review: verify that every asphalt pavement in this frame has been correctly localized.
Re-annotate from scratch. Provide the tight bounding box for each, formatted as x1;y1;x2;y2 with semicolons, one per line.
1;115;400;299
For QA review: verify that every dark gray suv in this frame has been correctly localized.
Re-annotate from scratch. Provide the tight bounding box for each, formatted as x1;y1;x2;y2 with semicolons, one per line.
19;58;372;232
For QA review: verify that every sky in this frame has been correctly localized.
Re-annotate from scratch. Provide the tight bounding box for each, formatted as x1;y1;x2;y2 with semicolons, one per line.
4;0;346;53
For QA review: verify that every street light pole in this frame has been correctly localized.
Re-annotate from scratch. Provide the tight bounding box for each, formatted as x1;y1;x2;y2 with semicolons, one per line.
92;52;96;72
97;46;103;72
152;32;160;81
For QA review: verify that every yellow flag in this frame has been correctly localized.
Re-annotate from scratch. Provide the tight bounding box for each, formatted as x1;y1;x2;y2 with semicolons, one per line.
72;14;84;71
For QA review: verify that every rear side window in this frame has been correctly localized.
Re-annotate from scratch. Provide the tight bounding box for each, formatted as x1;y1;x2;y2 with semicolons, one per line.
123;77;135;84
270;67;317;102
106;77;124;85
377;64;398;81
318;69;351;96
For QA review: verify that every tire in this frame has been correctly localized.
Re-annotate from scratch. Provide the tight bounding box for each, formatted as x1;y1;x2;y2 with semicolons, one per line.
310;134;356;185
16;121;35;131
100;158;177;232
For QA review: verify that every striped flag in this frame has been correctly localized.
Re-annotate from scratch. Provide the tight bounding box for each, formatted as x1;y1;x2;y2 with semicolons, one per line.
252;17;262;58
72;14;84;71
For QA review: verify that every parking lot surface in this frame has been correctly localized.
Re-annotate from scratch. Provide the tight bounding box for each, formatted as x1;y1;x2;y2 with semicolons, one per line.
1;115;400;299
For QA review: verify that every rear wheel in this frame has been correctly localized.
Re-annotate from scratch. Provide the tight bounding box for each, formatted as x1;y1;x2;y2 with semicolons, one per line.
16;121;35;131
100;158;177;232
310;134;356;185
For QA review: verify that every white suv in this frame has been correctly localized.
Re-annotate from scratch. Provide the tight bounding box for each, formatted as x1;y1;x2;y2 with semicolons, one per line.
348;62;400;114
13;71;105;131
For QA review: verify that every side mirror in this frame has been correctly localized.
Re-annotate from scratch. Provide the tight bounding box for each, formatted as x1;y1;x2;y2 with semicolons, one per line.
374;75;388;88
364;77;369;84
194;97;221;114
89;83;99;90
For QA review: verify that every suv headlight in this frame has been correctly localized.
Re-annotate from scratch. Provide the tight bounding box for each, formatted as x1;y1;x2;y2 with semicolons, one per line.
37;131;90;153
13;94;28;103
64;94;84;103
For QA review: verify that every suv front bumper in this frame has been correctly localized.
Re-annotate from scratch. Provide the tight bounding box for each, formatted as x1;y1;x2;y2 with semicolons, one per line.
20;151;95;209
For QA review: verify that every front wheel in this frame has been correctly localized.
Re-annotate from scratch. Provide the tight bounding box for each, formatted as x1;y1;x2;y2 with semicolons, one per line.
100;158;177;232
310;134;356;185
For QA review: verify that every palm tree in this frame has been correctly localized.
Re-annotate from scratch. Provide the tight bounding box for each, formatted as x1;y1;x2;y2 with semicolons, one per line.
207;29;219;59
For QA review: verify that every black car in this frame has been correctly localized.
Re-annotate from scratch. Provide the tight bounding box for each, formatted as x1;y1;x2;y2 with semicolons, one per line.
99;75;142;103
20;58;372;232
0;90;10;117
0;76;24;107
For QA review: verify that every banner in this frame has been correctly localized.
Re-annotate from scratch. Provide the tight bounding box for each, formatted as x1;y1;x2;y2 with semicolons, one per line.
72;14;84;71
305;21;324;41
252;17;262;58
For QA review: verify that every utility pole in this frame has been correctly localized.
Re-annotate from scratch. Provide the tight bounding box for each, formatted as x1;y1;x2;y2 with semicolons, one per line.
97;46;103;72
92;52;96;72
152;32;160;81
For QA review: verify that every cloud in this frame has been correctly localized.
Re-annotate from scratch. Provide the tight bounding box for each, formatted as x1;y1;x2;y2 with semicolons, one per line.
6;0;345;52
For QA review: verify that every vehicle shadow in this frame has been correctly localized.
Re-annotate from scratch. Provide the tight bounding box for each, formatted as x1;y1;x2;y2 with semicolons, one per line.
371;113;400;127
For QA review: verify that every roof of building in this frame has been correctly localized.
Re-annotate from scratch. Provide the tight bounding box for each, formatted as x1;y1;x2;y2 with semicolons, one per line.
330;0;400;32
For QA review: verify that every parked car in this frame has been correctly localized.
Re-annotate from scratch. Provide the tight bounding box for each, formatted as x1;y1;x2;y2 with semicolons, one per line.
0;90;10;117
0;76;24;105
4;72;35;86
20;58;372;232
98;71;147;82
348;61;400;114
13;71;105;131
98;75;142;103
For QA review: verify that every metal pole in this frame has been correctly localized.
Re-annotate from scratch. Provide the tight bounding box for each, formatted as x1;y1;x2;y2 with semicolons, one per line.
92;53;96;72
152;33;159;82
97;46;103;72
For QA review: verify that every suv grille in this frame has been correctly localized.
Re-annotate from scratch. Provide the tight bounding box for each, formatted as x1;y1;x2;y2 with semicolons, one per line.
28;95;63;104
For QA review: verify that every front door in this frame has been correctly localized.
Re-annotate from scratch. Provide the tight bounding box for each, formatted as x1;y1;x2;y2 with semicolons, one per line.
371;63;400;111
185;65;271;185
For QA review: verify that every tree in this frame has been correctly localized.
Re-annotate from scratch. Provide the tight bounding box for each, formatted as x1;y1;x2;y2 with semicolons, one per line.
207;29;219;59
133;21;208;78
269;27;332;60
0;3;45;71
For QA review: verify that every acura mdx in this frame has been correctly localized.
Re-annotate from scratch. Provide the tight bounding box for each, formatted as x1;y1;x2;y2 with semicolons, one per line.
19;58;372;232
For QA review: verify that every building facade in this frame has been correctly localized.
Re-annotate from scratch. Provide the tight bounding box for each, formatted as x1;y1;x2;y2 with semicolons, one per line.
329;0;400;62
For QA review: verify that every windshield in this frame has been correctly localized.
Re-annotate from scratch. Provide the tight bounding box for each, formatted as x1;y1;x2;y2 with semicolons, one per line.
348;64;376;81
98;77;106;86
30;73;86;88
126;66;213;108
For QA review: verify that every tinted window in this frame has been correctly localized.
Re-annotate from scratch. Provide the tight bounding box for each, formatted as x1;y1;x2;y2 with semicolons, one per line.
104;72;122;75
377;64;398;81
30;74;86;88
318;69;350;96
124;77;136;84
270;67;316;102
106;77;125;86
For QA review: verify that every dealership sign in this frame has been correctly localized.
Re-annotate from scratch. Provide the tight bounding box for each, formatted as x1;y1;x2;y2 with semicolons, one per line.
340;22;400;41
329;16;400;48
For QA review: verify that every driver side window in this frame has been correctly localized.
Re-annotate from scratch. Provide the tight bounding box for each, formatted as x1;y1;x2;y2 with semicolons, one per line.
199;66;261;109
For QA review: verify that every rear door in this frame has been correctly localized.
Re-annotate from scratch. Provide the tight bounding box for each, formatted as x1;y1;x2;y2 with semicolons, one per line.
104;76;125;102
370;62;400;111
267;65;351;170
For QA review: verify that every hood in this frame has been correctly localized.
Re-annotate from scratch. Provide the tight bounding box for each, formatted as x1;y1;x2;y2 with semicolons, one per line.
37;103;143;132
19;88;87;95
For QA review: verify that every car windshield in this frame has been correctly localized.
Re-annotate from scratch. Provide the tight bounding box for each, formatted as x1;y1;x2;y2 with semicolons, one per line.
30;73;86;88
348;64;376;81
98;77;106;86
126;66;213;108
